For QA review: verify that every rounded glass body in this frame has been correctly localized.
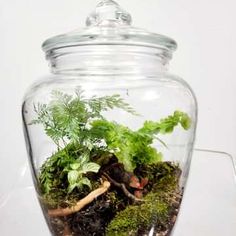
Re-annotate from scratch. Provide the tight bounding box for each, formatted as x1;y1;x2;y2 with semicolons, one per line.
22;2;197;235
22;45;197;235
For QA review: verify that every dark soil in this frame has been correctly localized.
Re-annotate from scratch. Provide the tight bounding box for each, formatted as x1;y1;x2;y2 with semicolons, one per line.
69;200;114;235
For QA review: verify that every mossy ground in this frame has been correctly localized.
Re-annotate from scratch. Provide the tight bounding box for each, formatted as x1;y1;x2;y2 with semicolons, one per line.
106;162;182;236
41;161;182;236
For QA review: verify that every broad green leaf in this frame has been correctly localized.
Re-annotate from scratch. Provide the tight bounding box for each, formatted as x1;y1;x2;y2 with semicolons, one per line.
68;183;78;193
83;140;94;151
80;162;100;174
79;152;90;165
68;170;79;185
79;177;92;189
70;163;80;170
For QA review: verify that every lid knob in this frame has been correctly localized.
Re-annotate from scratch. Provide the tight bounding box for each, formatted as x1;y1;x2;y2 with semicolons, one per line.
86;0;132;27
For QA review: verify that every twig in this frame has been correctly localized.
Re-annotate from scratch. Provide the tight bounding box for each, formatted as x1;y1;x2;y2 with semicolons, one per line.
102;173;144;202
48;181;111;217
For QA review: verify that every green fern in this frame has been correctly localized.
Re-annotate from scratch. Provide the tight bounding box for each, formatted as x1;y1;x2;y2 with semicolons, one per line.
31;88;138;147
90;110;191;172
32;89;192;197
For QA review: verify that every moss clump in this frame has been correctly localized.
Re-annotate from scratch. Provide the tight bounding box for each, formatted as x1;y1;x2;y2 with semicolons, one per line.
106;162;181;236
106;193;169;236
135;162;181;185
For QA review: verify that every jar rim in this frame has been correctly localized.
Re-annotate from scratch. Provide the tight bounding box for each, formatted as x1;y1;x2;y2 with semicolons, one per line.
42;1;177;53
42;26;177;53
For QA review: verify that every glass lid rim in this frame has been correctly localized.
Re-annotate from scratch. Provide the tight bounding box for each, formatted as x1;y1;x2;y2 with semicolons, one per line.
42;0;178;53
42;27;178;52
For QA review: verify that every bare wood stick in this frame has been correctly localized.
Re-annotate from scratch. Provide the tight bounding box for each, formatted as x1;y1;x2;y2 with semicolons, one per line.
102;173;144;202
48;181;111;217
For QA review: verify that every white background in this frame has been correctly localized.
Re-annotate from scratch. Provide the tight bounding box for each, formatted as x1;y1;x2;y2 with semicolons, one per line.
0;0;235;216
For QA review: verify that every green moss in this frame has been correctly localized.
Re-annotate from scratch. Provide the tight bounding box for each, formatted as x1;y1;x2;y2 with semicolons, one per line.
106;192;170;236
135;162;180;183
106;162;181;236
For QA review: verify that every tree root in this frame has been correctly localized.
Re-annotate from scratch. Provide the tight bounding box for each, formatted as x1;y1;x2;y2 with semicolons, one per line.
102;173;144;202
48;181;111;217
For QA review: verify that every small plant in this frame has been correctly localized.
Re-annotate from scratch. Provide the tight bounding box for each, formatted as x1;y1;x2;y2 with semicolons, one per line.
31;88;192;236
66;152;100;193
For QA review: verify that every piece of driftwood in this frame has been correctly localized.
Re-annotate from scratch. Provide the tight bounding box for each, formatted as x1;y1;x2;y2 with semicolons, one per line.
48;181;111;217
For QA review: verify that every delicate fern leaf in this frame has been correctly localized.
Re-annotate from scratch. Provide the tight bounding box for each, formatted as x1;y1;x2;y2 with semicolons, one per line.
139;111;192;135
31;89;138;149
174;111;192;130
75;87;85;100
87;94;139;116
51;90;73;106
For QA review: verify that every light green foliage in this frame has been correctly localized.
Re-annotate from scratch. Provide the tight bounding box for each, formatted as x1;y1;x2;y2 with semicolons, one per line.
139;110;192;135
65;152;100;193
31;89;137;147
33;89;138;197
32;89;192;197
90;110;191;171
39;144;99;195
90;120;163;171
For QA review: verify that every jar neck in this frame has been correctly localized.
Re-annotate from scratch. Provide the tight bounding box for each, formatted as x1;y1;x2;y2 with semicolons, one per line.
47;45;172;76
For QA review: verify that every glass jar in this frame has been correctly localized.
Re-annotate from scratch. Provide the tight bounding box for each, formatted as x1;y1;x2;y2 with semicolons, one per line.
22;1;197;235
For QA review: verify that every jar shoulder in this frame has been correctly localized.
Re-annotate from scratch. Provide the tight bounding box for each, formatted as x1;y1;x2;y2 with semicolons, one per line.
23;73;197;107
147;72;196;93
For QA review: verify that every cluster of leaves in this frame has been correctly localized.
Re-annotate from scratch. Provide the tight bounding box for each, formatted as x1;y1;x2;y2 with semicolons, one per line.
39;143;99;197
32;89;191;197
65;152;100;193
90;110;191;171
31;89;137;148
33;89;138;196
90;120;162;171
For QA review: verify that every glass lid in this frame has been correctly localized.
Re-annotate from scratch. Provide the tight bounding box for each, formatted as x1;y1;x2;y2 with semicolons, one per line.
42;0;177;52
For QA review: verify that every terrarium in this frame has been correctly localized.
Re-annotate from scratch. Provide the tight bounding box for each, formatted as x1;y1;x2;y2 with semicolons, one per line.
22;0;197;235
